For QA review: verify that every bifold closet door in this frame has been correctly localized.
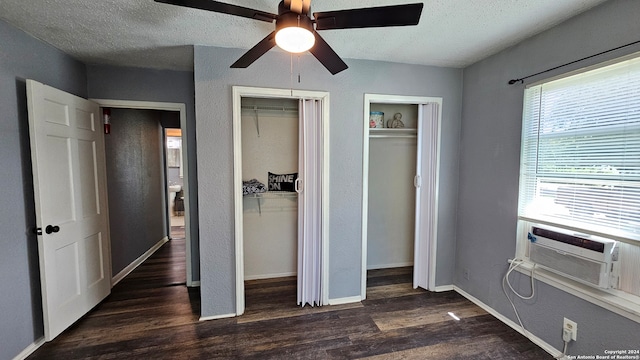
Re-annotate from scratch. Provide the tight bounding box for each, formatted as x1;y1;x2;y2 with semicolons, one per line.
297;98;323;307
413;103;440;290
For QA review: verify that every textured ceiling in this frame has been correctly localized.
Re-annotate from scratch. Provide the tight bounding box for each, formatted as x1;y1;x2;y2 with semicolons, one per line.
0;0;608;71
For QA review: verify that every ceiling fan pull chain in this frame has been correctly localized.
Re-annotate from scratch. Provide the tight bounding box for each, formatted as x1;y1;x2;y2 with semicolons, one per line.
290;53;294;96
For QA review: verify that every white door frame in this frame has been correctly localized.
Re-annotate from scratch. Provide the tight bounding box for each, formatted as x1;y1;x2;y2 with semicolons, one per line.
90;99;195;287
361;94;442;299
232;86;330;316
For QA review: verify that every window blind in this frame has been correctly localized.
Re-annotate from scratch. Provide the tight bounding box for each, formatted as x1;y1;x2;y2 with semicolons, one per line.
518;56;640;242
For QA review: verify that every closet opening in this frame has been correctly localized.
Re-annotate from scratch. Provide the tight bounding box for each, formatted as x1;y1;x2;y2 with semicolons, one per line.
241;97;300;312
366;103;418;293
232;86;330;316
361;94;442;299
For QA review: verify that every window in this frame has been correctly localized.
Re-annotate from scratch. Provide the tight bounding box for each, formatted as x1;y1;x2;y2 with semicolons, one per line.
517;55;640;304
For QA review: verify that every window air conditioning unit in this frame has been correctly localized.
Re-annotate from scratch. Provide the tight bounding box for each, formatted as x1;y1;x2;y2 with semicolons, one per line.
526;225;619;289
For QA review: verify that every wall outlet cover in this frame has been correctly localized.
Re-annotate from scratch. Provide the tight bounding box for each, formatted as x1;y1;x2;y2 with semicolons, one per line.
563;317;577;341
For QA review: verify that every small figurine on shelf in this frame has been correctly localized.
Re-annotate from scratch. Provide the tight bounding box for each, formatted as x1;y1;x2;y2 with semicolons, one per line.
387;112;405;128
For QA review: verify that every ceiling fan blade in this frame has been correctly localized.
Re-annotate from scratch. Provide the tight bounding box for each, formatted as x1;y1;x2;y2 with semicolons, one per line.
314;3;423;30
155;0;277;23
230;31;277;68
309;32;348;75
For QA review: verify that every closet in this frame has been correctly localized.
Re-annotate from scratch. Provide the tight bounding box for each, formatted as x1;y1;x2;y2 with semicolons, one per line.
367;103;418;271
361;94;442;298
241;97;299;280
232;87;329;315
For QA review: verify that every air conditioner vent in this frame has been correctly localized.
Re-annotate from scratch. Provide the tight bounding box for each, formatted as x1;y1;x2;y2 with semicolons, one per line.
529;243;602;286
532;227;604;253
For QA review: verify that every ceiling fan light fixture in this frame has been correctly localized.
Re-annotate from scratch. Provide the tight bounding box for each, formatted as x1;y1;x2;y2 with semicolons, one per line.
275;11;315;53
276;26;315;53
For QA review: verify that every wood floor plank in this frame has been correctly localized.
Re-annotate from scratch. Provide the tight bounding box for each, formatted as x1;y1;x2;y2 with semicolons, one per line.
370;301;487;331
358;334;529;360
365;283;426;300
238;301;364;324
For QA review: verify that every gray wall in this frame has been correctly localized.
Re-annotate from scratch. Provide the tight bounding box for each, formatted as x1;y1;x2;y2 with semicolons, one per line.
86;64;199;281
105;109;167;275
0;19;88;360
456;0;640;354
194;47;463;316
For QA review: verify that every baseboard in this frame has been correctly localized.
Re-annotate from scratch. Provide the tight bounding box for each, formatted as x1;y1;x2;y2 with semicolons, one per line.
12;337;45;360
367;262;414;270
327;295;362;306
453;286;563;359
112;237;169;286
244;272;296;281
199;313;236;321
434;285;454;292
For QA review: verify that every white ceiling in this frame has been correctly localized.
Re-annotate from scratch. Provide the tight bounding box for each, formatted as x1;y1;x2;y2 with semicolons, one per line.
0;0;608;72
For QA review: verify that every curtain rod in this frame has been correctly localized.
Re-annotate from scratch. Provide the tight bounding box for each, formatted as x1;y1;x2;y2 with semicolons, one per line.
508;39;640;85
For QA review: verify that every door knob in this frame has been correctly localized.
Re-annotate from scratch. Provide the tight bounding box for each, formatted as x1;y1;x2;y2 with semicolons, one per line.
45;225;60;234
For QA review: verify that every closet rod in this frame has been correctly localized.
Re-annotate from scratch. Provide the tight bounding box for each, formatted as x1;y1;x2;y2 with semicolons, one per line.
369;134;417;139
241;105;298;112
242;105;298;137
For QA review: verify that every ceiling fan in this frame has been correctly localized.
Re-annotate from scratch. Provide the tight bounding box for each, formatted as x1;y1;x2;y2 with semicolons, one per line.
155;0;424;75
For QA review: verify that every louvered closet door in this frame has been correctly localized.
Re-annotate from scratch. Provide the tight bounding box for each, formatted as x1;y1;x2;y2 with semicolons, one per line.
297;98;323;307
413;103;439;290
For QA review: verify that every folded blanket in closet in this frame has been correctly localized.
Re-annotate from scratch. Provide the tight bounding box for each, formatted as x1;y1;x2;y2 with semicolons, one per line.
243;179;267;195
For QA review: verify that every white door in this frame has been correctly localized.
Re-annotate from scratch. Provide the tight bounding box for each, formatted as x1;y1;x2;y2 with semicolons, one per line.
26;80;111;341
413;103;440;290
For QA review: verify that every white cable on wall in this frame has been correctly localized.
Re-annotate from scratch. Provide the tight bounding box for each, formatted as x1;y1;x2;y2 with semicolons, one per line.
502;259;536;338
503;259;571;359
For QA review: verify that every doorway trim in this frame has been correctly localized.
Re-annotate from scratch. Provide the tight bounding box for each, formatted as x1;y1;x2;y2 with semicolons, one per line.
232;86;330;316
90;99;195;287
361;94;442;299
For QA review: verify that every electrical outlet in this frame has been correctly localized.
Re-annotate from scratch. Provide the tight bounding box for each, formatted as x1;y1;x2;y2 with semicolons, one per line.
463;268;470;280
563;318;577;341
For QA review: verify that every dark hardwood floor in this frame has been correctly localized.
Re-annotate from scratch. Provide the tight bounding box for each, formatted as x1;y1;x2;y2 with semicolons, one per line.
28;228;552;359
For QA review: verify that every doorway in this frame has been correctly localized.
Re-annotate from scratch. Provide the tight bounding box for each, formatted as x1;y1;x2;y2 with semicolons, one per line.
232;86;330;316
165;127;185;239
361;94;442;299
241;97;299;283
91;99;194;287
366;106;417;281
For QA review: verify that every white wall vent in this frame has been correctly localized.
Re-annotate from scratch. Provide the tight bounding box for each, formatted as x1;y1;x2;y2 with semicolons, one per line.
526;225;618;289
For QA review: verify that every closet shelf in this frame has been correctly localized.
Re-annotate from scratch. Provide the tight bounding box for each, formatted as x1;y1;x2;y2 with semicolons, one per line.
244;191;298;199
244;191;298;215
369;128;417;138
